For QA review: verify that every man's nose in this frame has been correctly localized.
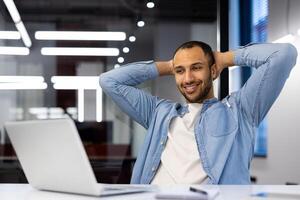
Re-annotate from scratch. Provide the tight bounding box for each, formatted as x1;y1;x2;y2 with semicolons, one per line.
184;70;195;84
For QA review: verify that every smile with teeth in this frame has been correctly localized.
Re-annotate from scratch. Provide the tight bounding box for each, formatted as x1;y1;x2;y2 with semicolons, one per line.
184;84;198;94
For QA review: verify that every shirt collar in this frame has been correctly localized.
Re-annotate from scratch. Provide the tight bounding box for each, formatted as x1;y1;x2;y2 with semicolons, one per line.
175;97;218;116
203;97;218;105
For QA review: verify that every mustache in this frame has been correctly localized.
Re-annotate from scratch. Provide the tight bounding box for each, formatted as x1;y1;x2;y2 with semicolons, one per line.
181;80;202;87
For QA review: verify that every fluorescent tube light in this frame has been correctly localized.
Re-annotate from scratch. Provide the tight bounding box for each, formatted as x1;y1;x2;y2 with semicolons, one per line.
15;22;32;47
35;31;126;41
41;47;119;56
96;88;102;122
51;76;100;89
3;0;32;47
272;34;295;43
0;47;29;55
0;82;47;90
52;83;98;90
0;31;21;39
52;76;102;122
0;76;44;83
0;76;47;89
3;0;21;23
78;89;84;122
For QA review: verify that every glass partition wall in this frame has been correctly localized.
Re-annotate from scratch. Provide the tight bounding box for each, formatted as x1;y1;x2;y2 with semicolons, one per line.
0;0;217;183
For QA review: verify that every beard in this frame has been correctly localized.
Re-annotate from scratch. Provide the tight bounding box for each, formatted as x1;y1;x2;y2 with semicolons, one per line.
178;73;213;103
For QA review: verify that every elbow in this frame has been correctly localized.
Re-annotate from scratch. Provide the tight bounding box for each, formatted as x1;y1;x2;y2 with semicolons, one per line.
99;72;114;91
99;72;107;88
279;43;298;67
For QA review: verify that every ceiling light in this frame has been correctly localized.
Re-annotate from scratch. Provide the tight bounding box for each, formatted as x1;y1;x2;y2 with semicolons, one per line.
0;75;47;90
122;47;130;53
3;0;21;23
118;57;124;63
41;47;119;56
96;89;102;122
0;31;21;39
51;76;100;89
137;20;145;27
3;0;32;47
0;47;29;55
147;2;155;8
0;82;47;90
77;89;84;122
129;36;136;42
51;76;103;122
35;31;126;41
0;76;44;83
15;22;32;47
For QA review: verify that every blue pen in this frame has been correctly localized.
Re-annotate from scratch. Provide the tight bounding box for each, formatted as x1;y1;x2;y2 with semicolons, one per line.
252;192;300;198
252;192;268;197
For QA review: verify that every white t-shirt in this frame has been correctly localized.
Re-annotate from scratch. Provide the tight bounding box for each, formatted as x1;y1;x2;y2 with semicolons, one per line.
151;103;208;185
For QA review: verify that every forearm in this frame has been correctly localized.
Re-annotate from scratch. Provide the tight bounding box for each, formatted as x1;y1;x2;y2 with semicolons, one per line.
216;51;235;70
99;61;159;89
155;60;173;76
234;43;297;69
99;61;159;128
232;43;297;126
222;51;235;68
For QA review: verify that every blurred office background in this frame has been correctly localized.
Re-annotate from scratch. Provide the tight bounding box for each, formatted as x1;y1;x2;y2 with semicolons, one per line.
0;0;299;184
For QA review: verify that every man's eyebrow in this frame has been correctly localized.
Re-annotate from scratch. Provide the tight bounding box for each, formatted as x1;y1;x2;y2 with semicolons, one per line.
174;61;205;68
174;65;184;69
191;61;205;66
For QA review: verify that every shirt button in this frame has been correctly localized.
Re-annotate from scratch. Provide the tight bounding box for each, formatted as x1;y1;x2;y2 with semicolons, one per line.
160;140;164;145
152;167;156;172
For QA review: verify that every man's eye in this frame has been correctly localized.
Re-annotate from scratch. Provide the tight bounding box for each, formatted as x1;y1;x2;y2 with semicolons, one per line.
193;66;202;70
175;69;184;74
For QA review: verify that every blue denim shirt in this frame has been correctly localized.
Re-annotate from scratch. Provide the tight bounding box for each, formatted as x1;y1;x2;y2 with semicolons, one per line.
99;43;297;184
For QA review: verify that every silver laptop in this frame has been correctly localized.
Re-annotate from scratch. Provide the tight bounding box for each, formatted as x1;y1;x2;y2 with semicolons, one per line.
4;118;149;196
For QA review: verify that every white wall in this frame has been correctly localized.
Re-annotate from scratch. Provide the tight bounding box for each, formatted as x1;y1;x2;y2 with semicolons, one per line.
250;0;300;184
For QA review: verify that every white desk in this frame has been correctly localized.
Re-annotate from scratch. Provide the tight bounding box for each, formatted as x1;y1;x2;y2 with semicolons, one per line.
1;184;300;200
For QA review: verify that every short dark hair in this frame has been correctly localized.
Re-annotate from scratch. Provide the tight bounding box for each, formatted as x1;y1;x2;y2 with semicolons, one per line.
173;41;215;67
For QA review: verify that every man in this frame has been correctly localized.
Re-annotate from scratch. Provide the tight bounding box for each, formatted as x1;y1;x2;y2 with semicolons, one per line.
99;42;297;184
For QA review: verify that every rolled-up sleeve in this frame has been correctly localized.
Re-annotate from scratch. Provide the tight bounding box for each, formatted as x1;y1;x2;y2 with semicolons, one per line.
99;61;160;129
234;43;298;126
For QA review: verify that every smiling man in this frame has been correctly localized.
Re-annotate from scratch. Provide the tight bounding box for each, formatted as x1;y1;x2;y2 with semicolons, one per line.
99;41;297;185
172;42;217;103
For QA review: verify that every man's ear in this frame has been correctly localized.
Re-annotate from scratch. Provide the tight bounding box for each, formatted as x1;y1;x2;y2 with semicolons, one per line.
210;64;218;80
